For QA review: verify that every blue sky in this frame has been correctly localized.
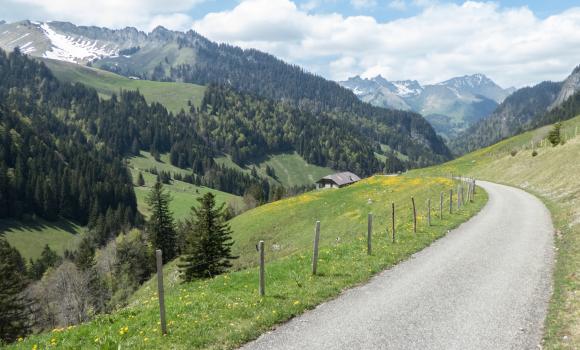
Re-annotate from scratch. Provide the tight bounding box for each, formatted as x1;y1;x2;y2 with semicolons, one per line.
3;0;580;87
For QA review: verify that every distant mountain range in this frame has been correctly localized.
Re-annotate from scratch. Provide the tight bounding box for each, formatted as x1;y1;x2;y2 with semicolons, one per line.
0;20;452;172
340;74;516;140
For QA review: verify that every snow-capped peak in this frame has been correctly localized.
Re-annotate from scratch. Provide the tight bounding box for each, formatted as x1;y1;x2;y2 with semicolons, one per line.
40;22;118;63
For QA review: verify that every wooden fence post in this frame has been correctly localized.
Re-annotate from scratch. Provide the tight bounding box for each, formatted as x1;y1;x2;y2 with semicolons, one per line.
472;180;476;201
449;189;453;214
259;240;265;296
411;197;417;233
312;221;320;275
391;203;396;243
367;213;373;255
155;249;167;335
457;185;461;209
439;192;443;219
427;198;431;226
461;186;465;206
469;181;474;202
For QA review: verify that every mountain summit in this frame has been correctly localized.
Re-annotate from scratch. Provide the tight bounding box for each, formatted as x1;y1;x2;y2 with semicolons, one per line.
339;73;515;140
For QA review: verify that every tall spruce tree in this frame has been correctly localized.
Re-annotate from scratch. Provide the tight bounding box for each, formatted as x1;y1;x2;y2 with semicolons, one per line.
178;193;237;281
147;181;177;262
0;239;30;343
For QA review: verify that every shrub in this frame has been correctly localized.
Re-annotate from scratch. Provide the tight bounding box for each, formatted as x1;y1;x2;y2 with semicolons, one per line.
532;150;538;157
510;149;518;157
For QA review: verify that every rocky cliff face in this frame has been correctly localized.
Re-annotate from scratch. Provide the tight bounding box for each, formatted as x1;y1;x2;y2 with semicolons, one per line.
549;66;580;110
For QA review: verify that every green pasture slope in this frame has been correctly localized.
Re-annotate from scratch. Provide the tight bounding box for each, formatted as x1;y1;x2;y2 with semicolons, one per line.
43;59;206;114
10;174;486;349
128;151;242;221
0;218;83;260
215;152;335;188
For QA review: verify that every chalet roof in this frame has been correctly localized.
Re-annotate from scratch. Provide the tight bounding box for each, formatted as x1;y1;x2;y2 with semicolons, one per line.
316;172;361;186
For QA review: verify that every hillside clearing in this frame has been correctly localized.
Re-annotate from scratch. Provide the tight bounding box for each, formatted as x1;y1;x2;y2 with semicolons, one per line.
128;151;242;221
215;152;335;188
43;59;206;114
0;218;83;260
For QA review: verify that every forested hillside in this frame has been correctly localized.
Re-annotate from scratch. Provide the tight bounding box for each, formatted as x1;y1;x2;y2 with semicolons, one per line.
0;49;138;230
102;29;451;167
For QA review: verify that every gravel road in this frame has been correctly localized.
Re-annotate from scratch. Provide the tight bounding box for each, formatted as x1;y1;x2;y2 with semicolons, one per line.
241;181;554;350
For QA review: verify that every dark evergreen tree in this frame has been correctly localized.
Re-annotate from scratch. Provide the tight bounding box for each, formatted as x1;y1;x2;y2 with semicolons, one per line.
178;193;237;281
146;181;177;262
0;239;30;343
548;122;562;146
137;172;146;187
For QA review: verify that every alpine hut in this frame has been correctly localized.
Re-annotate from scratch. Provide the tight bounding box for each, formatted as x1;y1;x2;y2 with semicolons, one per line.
315;172;361;189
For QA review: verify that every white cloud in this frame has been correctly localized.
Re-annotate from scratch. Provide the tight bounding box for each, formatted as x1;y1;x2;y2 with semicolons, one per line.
192;0;580;87
3;0;203;30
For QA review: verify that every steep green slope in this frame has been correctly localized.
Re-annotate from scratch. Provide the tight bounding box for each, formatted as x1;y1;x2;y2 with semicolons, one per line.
43;59;206;113
9;174;486;349
414;115;580;349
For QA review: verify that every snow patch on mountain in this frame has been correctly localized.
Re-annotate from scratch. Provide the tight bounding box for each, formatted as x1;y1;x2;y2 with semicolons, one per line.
19;41;35;54
40;22;118;63
392;81;423;97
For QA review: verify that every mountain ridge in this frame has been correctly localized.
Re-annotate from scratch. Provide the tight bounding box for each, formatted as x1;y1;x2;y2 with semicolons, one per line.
340;73;515;139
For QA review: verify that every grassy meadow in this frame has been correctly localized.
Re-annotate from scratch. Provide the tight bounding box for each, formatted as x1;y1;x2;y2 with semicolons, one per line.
128;152;242;221
0;218;83;260
8;174;487;349
215;152;335;188
43;59;206;114
412;115;580;349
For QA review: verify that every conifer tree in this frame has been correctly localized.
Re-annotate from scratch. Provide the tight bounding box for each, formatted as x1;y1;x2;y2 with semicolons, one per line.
146;181;177;262
137;172;145;187
548;122;562;146
29;244;61;280
75;236;96;271
178;193;237;281
0;239;30;343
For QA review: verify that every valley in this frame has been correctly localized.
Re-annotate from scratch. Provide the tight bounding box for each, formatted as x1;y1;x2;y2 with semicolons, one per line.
0;7;579;350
